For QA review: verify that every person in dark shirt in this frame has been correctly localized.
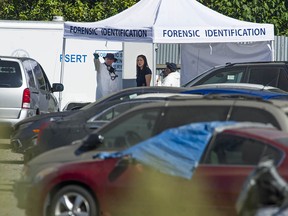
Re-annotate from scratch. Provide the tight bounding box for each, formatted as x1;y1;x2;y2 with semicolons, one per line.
136;54;152;86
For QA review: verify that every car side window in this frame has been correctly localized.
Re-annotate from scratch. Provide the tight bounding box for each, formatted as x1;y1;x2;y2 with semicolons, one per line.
23;60;36;88
203;134;282;165
30;60;48;91
162;106;231;130
98;108;161;150
197;67;246;85
230;107;280;129
90;101;157;121
247;67;284;87
277;69;288;92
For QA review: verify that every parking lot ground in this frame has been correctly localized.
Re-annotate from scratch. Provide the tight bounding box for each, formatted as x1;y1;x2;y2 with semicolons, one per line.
0;146;25;216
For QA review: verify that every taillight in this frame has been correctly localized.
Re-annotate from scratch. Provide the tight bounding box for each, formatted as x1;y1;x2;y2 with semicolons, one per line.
22;88;31;108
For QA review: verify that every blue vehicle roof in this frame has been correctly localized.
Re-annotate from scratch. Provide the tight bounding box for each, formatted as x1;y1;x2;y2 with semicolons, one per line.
182;88;288;100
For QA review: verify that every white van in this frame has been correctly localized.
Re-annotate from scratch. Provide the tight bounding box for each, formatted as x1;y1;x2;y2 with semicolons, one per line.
0;56;63;143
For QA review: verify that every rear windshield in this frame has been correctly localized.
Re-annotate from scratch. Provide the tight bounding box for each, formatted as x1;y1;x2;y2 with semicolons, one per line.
0;60;22;87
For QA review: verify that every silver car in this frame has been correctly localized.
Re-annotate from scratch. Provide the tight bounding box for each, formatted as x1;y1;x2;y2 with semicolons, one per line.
0;56;63;143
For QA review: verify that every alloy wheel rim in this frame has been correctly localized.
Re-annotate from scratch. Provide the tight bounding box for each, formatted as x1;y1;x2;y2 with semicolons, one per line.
54;192;90;216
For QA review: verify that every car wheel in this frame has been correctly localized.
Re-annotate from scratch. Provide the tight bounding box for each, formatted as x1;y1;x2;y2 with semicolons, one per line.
49;185;98;216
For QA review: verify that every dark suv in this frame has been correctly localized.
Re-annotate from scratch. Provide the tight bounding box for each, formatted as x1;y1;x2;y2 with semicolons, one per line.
29;95;288;163
183;61;288;92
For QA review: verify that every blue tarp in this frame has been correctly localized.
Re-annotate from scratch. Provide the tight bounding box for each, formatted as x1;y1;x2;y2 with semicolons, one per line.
182;88;288;100
95;121;238;179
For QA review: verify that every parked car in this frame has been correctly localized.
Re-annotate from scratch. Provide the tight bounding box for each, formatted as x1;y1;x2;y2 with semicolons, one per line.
21;93;288;184
0;56;64;143
14;121;288;216
182;61;288;92
21;93;192;162
10;86;187;156
33;89;288;158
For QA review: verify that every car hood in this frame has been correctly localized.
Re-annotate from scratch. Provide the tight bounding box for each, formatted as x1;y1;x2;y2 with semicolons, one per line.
15;110;73;126
28;140;100;166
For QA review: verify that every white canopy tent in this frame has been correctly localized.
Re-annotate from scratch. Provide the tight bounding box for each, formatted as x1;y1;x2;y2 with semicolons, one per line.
62;0;274;88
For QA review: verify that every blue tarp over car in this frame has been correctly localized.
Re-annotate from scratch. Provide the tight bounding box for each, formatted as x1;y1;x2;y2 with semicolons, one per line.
96;121;239;179
182;88;288;100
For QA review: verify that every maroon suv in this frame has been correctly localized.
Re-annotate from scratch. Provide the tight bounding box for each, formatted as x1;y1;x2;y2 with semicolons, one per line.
14;122;288;216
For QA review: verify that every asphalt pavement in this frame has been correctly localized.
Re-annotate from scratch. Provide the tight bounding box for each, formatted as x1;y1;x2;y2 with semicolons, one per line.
0;144;25;216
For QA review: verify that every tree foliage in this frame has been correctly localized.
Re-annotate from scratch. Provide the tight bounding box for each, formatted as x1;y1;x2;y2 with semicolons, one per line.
0;0;138;22
199;0;288;36
0;0;287;36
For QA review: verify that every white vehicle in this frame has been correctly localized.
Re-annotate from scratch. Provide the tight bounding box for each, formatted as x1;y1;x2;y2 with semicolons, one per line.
0;56;63;143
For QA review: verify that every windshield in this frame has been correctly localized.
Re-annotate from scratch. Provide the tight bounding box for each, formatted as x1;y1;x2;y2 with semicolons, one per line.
0;60;22;88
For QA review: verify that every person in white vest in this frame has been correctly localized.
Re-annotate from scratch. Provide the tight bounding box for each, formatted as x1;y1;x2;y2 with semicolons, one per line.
156;62;180;87
93;53;121;100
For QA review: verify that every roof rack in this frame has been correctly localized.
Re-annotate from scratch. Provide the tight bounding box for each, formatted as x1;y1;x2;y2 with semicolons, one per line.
202;93;272;103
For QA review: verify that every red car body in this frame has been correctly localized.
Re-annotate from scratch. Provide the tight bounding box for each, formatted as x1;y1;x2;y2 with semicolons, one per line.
14;126;288;216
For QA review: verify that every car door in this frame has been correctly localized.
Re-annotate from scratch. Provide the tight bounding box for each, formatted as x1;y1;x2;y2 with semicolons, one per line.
104;158;198;216
192;133;283;215
30;59;57;113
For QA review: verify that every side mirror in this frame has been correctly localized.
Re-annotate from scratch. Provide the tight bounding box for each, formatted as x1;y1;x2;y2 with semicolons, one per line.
74;133;104;155
52;83;64;92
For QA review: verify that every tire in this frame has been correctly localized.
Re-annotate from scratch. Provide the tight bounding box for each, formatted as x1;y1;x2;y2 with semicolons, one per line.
49;185;98;216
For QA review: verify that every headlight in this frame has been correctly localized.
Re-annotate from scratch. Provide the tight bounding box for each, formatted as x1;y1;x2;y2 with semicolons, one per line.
31;135;38;146
34;167;58;183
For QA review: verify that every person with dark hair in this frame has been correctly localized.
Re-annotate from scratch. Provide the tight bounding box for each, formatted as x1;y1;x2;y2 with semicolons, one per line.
93;52;121;100
136;54;152;87
156;62;180;87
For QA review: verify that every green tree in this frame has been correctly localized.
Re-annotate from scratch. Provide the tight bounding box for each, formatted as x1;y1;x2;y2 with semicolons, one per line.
0;0;138;22
0;0;287;36
199;0;288;36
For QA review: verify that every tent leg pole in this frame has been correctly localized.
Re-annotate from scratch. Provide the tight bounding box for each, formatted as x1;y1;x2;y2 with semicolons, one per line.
271;40;275;61
59;37;66;110
152;43;157;86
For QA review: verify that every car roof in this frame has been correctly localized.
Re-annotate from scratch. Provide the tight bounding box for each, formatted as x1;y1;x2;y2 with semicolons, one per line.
224;61;288;66
224;126;288;142
182;87;288;100
188;83;286;93
81;86;188;109
117;95;288;109
133;92;202;99
208;61;288;70
0;56;34;61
